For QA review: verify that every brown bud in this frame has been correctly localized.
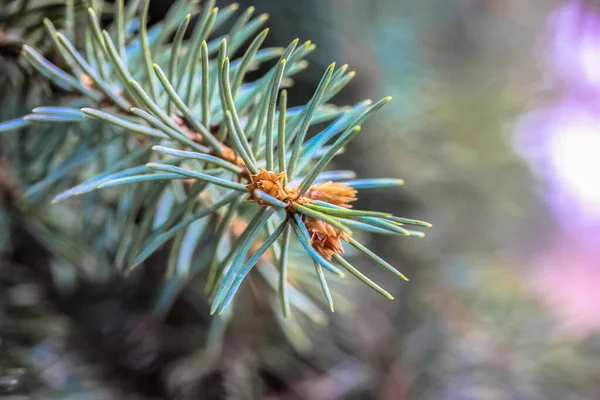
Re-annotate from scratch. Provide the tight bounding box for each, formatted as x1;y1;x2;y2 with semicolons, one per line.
306;181;356;208
246;169;299;206
305;217;349;260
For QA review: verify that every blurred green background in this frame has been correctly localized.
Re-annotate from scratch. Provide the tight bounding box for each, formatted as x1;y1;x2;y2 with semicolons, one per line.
228;0;600;399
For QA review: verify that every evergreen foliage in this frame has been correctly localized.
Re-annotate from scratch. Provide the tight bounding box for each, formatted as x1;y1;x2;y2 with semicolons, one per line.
0;0;429;323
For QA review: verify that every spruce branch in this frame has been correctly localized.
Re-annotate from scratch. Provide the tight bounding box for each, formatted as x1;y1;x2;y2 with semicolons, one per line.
0;0;431;320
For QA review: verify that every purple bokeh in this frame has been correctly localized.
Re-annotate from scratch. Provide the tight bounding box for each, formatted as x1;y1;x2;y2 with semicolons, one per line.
516;0;600;335
517;0;600;242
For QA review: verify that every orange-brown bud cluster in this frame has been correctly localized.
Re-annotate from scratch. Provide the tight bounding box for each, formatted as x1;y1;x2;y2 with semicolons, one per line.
246;169;300;206
304;217;349;260
246;172;357;259
305;181;356;208
303;182;355;259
